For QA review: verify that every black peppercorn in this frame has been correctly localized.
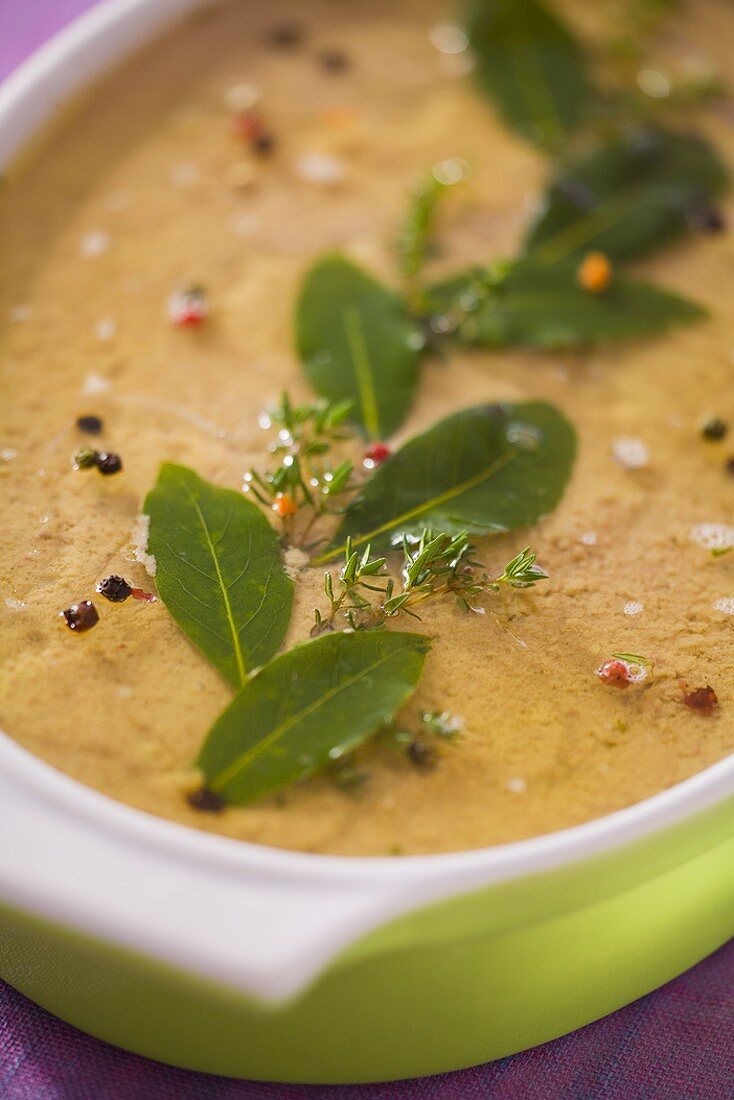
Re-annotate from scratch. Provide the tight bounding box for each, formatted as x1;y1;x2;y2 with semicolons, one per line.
268;21;303;48
96;575;132;602
557;179;597;212
187;787;226;813
629;127;662;161
686;205;727;234
76;414;103;434
319;48;350;73
407;740;436;768
60;600;99;632
700;416;728;441
96;451;123;475
252;131;275;155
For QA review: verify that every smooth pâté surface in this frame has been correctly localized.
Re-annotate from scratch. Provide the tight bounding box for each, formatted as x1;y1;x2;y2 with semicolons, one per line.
1;0;733;855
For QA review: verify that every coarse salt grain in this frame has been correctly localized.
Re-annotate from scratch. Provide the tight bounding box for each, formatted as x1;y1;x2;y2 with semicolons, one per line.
95;317;117;341
81;372;111;396
1;448;18;462
283;547;309;580
428;712;464;737
293;153;346;186
579;530;597;546
130;514;157;577
223;161;257;190
438;51;476;77
5;597;25;611
223;82;261;112
713;597;734;615
105;190;130;211
690;523;734;552
80;230;110;258
623;601;644;616
611;436;649;470
623;659;649;684
170;161;199;187
429;24;469;54
636;68;672;99
506;777;527;794
432;157;471;186
231;212;260;237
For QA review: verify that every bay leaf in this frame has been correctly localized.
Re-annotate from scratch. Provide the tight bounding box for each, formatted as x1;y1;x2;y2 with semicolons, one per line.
524;126;729;264
465;0;595;150
319;401;576;560
296;254;422;440
198;630;430;804
428;260;704;350
145;463;293;688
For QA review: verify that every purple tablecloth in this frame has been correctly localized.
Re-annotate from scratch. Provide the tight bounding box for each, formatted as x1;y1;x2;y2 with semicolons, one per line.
2;945;734;1099
1;3;733;1096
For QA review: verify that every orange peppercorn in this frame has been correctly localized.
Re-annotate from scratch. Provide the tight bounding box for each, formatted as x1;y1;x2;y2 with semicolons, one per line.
272;493;298;518
322;104;356;129
577;251;613;294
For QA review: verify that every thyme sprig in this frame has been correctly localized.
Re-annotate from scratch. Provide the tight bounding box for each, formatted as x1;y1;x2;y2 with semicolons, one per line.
396;158;470;300
311;539;389;635
312;531;548;634
494;546;550;590
420;709;464;739
243;393;359;545
330;708;465;791
611;651;651;667
422;259;516;354
380;707;465;769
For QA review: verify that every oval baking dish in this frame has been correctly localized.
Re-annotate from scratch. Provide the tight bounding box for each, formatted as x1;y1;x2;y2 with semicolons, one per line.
1;0;733;1083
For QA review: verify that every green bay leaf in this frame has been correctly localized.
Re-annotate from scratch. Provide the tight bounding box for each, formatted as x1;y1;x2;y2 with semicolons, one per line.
318;401;576;560
198;630;430;804
465;0;595;150
296;254;422;440
428;261;704;349
524;126;729;264
145;463;293;689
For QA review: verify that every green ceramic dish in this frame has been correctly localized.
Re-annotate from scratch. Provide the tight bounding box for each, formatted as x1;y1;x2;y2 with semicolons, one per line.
0;1;732;1083
0;731;732;1083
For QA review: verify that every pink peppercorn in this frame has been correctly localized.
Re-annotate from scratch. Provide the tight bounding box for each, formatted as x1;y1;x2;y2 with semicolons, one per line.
363;442;391;469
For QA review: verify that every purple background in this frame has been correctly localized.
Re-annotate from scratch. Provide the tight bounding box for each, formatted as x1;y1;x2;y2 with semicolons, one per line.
0;0;93;75
0;2;732;1096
